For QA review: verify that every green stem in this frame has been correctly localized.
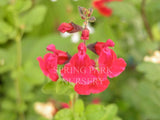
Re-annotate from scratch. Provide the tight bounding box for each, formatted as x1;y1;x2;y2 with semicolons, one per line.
141;0;154;41
15;31;25;120
70;93;79;112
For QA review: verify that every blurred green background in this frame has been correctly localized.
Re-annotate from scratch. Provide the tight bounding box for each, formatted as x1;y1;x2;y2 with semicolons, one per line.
0;0;160;120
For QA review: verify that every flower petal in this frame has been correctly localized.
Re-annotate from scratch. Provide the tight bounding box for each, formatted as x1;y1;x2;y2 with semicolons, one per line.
37;57;48;76
108;58;127;78
74;78;110;95
37;53;59;81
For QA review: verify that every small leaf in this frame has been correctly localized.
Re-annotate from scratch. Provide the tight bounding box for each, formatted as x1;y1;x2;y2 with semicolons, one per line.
101;104;118;120
0;47;16;73
137;62;160;82
78;6;86;17
15;0;32;13
42;80;74;96
42;81;57;94
55;109;73;120
0;33;8;44
56;80;74;95
88;8;93;17
85;104;105;120
21;5;47;31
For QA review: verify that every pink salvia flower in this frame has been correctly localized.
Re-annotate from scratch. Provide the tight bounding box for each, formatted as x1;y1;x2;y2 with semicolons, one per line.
98;40;126;78
37;53;59;81
37;44;70;81
61;43;98;85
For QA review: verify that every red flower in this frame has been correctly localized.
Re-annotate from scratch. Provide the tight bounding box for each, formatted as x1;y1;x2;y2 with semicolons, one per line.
58;23;73;33
81;28;90;40
47;44;71;64
93;0;122;17
74;74;110;95
61;43;98;85
37;44;70;81
88;39;126;78
98;40;126;78
37;53;59;81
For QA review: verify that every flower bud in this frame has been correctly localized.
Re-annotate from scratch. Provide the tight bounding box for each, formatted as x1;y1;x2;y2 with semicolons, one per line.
58;23;73;33
81;28;89;40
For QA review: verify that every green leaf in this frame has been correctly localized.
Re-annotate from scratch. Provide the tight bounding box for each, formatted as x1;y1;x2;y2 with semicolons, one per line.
74;99;84;115
0;0;9;6
137;62;160;83
56;80;74;95
22;61;45;86
108;2;139;20
0;20;14;35
146;0;160;24
123;81;160;119
0;47;16;73
101;104;118;120
21;5;47;31
0;33;8;44
14;0;32;13
42;81;57;94
113;117;122;120
54;109;73;120
1;99;15;111
0;20;17;43
42;80;74;96
85;104;105;120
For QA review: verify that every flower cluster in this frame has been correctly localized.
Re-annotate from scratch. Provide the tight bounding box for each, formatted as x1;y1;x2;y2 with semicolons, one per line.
37;7;126;95
93;0;122;17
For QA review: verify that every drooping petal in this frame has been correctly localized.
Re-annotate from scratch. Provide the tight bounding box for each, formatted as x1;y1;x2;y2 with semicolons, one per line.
37;57;48;76
98;46;126;78
74;83;90;95
49;71;59;82
74;78;110;95
108;58;127;78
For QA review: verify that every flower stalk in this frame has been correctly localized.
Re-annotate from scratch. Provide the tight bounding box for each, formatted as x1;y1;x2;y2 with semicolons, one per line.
15;30;25;120
141;0;154;41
